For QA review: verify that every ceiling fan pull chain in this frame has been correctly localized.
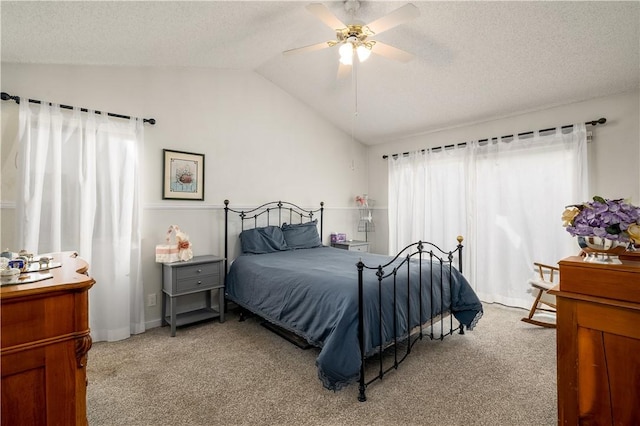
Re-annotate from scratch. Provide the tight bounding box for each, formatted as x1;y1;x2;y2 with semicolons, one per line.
353;60;358;116
351;59;358;144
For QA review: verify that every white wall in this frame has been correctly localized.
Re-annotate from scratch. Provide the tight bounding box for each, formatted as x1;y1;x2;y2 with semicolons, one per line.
366;90;640;253
2;63;638;326
0;63;368;326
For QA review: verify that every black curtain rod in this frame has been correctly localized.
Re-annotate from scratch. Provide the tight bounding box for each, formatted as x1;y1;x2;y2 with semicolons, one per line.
382;118;606;159
0;91;156;125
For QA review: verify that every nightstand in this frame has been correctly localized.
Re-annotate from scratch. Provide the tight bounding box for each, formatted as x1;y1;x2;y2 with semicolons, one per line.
331;240;369;253
161;255;224;337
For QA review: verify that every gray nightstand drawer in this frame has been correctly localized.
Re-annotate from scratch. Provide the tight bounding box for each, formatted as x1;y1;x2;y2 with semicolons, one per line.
176;274;221;293
176;263;220;280
350;244;368;252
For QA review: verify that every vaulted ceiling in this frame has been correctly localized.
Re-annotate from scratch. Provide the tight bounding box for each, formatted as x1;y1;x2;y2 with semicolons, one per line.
2;1;638;145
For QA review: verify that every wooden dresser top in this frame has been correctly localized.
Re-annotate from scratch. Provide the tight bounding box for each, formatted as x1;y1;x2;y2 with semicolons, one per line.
554;255;640;305
1;251;95;301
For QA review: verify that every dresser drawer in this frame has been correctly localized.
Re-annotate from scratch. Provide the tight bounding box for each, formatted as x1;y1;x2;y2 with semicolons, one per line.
176;263;220;280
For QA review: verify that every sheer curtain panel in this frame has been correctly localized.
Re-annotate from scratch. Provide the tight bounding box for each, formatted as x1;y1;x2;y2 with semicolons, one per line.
388;125;588;308
16;100;145;341
388;148;471;269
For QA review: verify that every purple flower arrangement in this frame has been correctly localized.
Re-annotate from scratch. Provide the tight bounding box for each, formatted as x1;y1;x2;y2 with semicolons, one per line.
562;196;640;243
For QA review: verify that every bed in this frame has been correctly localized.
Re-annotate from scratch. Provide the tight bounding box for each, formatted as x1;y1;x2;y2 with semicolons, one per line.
223;200;483;401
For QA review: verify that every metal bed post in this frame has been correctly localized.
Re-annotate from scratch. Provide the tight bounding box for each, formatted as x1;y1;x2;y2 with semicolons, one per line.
392;272;398;368
439;256;445;339
319;202;324;242
457;235;465;335
405;256;411;356
224;200;229;279
223;200;230;317
429;250;435;339
357;260;367;402
418;246;424;340
457;235;464;274
377;265;384;381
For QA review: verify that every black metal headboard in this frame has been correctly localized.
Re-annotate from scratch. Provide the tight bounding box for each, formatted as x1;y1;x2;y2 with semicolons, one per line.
223;199;324;275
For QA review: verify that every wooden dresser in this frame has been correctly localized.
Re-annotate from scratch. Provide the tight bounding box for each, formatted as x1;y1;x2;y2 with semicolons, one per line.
550;255;640;425
1;252;95;426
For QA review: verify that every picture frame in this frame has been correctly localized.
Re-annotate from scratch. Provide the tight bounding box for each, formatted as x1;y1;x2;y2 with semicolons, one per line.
162;149;205;201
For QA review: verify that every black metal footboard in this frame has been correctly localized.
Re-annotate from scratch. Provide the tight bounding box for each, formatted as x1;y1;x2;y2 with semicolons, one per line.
356;237;464;402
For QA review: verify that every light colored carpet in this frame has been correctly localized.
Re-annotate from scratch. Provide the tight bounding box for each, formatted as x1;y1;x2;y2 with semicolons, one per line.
87;303;556;425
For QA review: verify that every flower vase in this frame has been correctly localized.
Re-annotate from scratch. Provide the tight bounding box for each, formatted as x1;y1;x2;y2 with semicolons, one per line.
577;236;626;264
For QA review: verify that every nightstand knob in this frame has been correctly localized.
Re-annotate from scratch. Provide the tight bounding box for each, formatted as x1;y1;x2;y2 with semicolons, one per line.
197;280;202;285
197;269;202;273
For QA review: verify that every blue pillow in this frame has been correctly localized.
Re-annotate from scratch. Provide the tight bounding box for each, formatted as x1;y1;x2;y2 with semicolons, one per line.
281;220;322;249
239;226;288;254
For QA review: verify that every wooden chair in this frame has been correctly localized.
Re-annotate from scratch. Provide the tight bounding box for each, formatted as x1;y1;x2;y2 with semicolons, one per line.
521;262;558;328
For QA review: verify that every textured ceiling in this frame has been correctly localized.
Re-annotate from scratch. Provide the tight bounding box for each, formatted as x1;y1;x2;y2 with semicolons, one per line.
2;1;639;145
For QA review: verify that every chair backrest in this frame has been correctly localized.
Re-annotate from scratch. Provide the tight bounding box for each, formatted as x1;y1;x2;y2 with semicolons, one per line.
533;262;559;284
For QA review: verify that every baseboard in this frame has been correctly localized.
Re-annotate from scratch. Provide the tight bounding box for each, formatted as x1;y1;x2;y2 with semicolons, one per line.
145;318;163;330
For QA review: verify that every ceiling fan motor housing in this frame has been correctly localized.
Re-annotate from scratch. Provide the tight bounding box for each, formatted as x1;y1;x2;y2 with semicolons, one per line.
337;25;371;43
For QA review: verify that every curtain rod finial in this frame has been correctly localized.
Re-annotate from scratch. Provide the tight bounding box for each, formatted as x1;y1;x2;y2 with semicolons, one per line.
1;92;20;104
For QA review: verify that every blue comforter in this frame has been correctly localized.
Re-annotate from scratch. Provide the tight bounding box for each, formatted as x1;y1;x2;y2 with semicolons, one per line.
225;246;482;391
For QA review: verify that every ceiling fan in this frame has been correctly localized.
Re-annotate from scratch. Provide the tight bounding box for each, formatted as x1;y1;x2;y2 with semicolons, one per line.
283;1;420;78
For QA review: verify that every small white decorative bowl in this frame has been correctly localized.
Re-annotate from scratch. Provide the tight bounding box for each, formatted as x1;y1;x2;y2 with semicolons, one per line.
0;268;20;284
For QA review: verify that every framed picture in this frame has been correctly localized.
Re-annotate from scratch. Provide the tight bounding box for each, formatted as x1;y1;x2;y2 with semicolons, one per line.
163;149;205;200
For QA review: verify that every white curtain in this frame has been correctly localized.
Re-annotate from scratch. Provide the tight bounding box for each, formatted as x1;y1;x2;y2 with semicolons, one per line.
388;146;471;261
388;125;588;308
16;100;145;341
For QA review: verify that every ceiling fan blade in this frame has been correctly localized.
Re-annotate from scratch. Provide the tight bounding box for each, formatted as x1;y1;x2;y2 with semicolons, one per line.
283;41;333;56
306;3;346;30
337;62;352;80
365;3;420;35
371;41;414;63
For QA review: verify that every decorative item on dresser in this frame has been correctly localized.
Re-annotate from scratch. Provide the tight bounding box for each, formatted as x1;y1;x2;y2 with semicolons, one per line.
549;256;640;425
562;196;640;264
161;255;225;337
1;252;95;426
224;200;483;401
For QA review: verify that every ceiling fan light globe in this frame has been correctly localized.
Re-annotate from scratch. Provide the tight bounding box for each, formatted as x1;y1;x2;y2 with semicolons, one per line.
339;43;354;65
356;45;372;62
